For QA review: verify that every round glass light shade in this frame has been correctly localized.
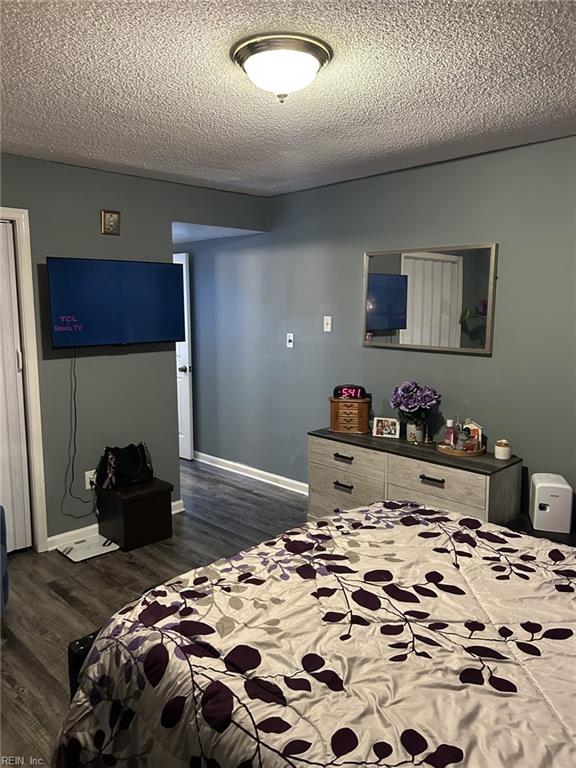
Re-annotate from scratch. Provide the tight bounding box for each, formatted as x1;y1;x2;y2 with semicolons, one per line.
242;48;321;97
232;34;332;101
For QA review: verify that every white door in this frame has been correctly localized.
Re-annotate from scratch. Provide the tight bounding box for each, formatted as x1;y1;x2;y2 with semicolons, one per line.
173;253;194;460
400;251;463;347
0;220;33;551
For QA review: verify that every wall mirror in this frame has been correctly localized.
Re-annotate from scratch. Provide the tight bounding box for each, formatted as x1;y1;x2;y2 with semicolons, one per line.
363;243;498;355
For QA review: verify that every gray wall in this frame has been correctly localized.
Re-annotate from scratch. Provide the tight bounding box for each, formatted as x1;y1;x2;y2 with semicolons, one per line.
191;137;576;490
0;154;270;536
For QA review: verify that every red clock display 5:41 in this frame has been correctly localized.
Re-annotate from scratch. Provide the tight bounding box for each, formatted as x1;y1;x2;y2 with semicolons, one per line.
333;385;367;399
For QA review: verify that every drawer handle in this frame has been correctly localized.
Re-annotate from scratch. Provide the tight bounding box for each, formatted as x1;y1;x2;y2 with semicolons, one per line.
419;473;445;487
333;480;354;492
334;452;354;463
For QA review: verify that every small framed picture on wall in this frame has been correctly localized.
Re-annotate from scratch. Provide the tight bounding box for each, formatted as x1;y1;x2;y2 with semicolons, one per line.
372;416;400;438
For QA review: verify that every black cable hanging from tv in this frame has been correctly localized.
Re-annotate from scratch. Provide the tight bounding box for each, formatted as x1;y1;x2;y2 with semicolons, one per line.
59;352;97;519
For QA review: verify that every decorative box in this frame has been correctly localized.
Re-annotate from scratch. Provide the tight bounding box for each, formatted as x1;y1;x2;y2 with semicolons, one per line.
329;397;370;434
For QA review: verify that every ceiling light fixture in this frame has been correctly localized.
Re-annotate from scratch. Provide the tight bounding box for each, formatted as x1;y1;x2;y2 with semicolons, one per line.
231;33;332;103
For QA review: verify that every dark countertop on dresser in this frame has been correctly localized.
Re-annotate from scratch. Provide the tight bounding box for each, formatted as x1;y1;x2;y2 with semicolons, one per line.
308;428;522;476
507;514;576;548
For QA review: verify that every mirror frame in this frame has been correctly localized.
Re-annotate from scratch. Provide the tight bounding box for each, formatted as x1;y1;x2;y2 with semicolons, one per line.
362;243;498;356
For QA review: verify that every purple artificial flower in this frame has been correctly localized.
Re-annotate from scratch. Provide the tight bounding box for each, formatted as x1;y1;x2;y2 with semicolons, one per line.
419;385;441;409
389;381;441;421
390;380;418;411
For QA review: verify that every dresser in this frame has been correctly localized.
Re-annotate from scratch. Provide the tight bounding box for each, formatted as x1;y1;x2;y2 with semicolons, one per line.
308;428;522;525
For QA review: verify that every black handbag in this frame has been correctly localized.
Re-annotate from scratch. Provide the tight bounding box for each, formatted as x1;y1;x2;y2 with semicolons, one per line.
95;442;154;489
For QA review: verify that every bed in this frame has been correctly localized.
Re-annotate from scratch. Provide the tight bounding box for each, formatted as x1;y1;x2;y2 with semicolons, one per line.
54;502;576;767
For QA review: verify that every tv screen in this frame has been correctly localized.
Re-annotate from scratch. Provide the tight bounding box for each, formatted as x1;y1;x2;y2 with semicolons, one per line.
47;257;185;348
366;273;408;332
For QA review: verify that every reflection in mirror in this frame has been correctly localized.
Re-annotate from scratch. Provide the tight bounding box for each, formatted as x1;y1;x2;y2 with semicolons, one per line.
363;244;497;355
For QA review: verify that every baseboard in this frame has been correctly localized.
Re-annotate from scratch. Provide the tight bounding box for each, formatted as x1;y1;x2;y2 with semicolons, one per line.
193;451;309;496
171;499;185;515
47;499;185;551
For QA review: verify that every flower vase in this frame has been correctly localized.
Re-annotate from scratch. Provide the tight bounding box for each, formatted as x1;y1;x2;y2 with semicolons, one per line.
406;421;424;444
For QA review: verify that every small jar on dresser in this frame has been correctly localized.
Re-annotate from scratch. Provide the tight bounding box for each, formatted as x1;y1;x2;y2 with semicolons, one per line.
307;428;522;524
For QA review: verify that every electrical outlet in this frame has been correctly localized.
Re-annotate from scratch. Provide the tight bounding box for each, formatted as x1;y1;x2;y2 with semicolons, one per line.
286;332;294;349
84;469;96;490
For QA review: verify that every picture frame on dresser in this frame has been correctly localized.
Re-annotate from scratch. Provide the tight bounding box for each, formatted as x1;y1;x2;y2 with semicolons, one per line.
373;417;400;438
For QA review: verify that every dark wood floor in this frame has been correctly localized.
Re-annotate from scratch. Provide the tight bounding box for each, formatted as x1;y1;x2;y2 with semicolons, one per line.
0;460;308;764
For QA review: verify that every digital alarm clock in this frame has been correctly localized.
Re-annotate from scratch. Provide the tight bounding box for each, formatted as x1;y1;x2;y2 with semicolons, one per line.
333;385;367;399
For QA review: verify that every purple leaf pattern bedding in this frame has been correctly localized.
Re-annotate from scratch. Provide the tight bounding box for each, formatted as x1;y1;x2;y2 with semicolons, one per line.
54;503;576;767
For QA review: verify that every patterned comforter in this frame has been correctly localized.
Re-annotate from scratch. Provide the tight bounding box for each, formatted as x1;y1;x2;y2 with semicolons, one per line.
54;502;576;767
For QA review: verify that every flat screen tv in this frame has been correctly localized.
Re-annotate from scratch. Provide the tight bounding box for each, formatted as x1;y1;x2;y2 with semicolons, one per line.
47;257;185;348
366;273;408;333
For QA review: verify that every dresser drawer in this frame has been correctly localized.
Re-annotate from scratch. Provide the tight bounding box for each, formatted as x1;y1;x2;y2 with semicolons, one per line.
309;461;384;507
388;455;486;509
387;483;487;521
308;436;386;480
308;491;346;520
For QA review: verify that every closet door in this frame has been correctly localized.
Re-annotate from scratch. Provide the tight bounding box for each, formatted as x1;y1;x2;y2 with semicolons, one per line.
0;220;32;551
399;251;463;348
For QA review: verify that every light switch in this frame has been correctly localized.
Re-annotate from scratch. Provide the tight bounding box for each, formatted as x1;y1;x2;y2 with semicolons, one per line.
286;333;294;349
323;315;332;332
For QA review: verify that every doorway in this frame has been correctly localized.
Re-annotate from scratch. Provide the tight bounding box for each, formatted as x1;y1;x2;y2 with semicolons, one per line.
0;207;48;552
173;253;194;460
170;220;265;479
0;219;32;551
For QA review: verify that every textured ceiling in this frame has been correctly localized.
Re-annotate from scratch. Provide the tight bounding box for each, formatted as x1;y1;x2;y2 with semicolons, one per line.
1;1;575;195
